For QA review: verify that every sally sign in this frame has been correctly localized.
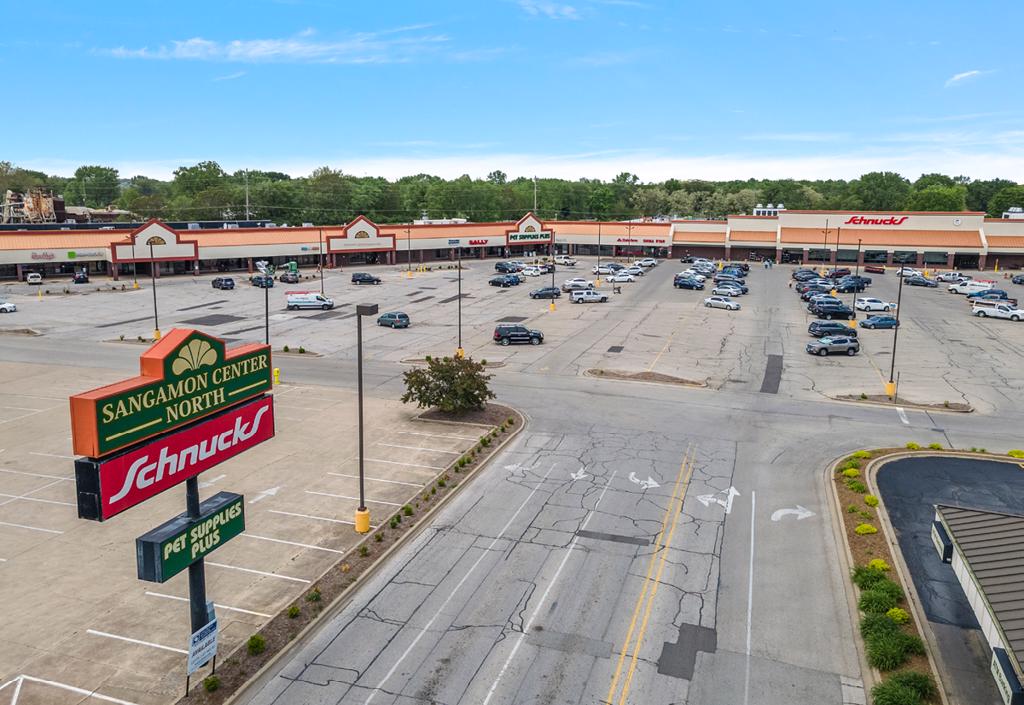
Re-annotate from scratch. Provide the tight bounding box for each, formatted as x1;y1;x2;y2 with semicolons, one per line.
71;329;272;457
74;396;275;521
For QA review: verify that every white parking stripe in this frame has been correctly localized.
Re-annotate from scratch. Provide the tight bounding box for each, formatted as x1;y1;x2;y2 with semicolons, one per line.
13;675;141;705
86;629;188;654
144;591;271;618
376;443;462;455
394;430;479;441
328;472;423;488
0;493;75;507
242;533;346;554
28;452;76;459
0;520;63;534
896;407;909;425
269;509;360;526
206;561;310;584
362;458;446;470
305;490;403;506
0;468;73;481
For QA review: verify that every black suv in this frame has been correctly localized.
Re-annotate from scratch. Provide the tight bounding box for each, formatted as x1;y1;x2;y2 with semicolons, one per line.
673;275;704;290
251;274;274;288
351;272;381;285
489;275;517;287
495;262;518;273
212;277;235;290
834;279;865;293
529;287;560;299
812;303;854;320
493;324;543;346
808;321;857;338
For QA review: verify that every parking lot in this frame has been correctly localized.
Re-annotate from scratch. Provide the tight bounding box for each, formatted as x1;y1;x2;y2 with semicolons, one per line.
3;258;1024;414
0;360;483;705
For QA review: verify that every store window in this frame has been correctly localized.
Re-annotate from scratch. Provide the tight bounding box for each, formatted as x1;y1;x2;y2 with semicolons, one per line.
923;251;947;264
864;250;887;263
893;251;916;264
836;249;859;262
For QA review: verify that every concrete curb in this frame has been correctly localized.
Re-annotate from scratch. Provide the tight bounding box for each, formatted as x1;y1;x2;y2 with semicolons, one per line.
212;405;527;705
827;397;974;414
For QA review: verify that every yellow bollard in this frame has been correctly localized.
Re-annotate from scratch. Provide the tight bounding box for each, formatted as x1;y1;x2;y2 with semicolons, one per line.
153;328;162;341
273;367;281;385
354;508;371;534
133;281;140;290
549;300;556;312
455;347;465;359
885;381;896;398
37;288;42;300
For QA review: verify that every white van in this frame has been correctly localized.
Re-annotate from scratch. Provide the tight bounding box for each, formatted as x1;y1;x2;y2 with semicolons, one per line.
949;280;994;295
286;291;334;310
26;273;42;285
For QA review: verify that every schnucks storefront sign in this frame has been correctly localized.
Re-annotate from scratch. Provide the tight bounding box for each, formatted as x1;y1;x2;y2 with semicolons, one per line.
136;492;245;583
71;329;272;457
74;396;274;521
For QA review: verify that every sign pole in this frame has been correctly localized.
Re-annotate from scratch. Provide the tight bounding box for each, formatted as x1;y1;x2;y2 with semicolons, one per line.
185;477;209;634
264;285;269;345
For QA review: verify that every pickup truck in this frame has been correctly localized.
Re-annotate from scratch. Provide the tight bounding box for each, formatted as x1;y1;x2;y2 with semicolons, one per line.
553;255;577;266
970;296;1019;308
973;303;1024;321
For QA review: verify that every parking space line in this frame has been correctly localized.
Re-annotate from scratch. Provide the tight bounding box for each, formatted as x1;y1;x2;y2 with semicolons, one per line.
144;591;271;618
28;451;76;460
0;408;52;425
376;442;462;455
328;472;424;488
86;629;188;654
0;468;74;481
305;490;403;506
0;492;75;507
363;458;446;470
12;675;141;705
0;520;63;534
394;430;479;441
242;533;346;554
269;509;361;526
206;561;311;583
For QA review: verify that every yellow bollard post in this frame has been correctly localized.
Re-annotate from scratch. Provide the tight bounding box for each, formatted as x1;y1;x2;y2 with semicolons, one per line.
37;288;42;300
549;300;556;312
133;281;140;290
153;329;161;341
273;367;281;385
354;508;370;534
885;381;896;398
455;347;465;359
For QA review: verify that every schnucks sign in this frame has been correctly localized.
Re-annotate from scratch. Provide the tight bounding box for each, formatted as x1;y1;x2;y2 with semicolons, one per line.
843;216;909;226
137;491;245;583
74;396;274;521
70;329;272;457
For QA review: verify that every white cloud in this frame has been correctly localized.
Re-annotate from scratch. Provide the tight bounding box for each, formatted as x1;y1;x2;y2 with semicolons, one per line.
517;0;579;20
944;69;990;87
213;70;246;81
742;132;850;143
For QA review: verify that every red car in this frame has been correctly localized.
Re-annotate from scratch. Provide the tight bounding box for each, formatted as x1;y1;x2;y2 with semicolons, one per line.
864;265;886;274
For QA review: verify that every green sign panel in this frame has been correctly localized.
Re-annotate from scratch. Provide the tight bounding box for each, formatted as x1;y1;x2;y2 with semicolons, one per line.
71;329;272;457
136;492;245;583
509;231;551;242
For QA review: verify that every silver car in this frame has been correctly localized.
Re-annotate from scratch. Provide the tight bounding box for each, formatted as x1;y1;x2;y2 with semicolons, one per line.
805;335;860;356
704;296;740;311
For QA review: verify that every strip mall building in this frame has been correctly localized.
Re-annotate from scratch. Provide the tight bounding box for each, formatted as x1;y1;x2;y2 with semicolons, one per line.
2;210;1023;281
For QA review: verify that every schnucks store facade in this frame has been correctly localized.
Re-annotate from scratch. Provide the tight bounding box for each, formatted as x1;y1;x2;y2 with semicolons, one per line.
2;210;1023;281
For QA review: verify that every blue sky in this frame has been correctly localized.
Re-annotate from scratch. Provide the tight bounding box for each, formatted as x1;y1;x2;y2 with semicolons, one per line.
4;0;1023;182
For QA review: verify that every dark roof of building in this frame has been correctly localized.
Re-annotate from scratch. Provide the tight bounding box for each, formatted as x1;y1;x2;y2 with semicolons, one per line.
937;504;1024;669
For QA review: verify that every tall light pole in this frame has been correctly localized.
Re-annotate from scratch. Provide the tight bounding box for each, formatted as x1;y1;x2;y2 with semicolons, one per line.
821;218;829;275
318;228;325;297
456;247;464;358
596;222;603;286
146;235;165;340
887;258;906;399
406;227;412;278
354;303;378;534
851;238;862;315
131;239;139;289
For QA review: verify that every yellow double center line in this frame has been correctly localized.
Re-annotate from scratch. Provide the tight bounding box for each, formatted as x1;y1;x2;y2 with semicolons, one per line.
605;445;696;705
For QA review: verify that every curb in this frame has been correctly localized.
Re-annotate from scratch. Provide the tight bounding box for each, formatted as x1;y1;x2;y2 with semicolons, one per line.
828;397;974;414
211;406;527;705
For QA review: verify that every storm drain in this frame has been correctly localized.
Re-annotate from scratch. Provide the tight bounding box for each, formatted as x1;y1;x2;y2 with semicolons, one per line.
498;316;528;323
178;314;246;326
607;345;624;353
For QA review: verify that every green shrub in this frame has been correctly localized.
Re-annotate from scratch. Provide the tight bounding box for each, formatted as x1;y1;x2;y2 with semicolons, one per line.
978;448;987;453
203;675;221;692
859;589;900;614
394;512;402;523
306;587;321;602
855;523;878;535
905;442;921;450
400;355;495;413
846;479;868;493
507;416;516;425
375;532;384;542
868;558;890;572
359;545;369;557
847;504;859;513
389;518;398;529
842;468;861;478
287;604;300;618
298;346;306;354
853;450;872;459
860;392;868;400
403;505;413;516
480;436;491;447
865;495;880;507
283;344;290;352
873;578;905;602
867;631;921;671
247;634;266;656
842;459;861;470
870;679;920;705
860;613;900;640
1009;449;1024;459
858;509;873;520
886;607;911;625
437;478;446;487
430;486;436;495
887;671;937;701
927;443;942;450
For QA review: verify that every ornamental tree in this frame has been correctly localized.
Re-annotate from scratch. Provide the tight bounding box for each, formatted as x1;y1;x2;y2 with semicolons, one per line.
401;356;495;414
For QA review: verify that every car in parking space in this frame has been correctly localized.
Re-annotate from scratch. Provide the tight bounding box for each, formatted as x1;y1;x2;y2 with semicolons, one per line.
608;272;636;283
807;295;842;309
673;275;704;290
713;283;745;296
571;289;609;304
806;335;859;356
521;266;542;277
73;272;90;284
351;272;381;285
855;297;896;312
949;279;994;295
623;266;645;277
539;263;556;274
938;271;971;283
279;271;300;284
507;273;525;284
636;258;658;268
495;261;519;273
811;303;855;320
800;286;834;301
251;274;274;288
0;301;16;313
26;272;43;285
896;266;922;277
562;277;595;292
1011;274;1024;285
529;286;561;299
377;311;410;328
490;275;517;287
554;255;577;266
864;264;886;274
713;273;745;286
212;276;235;290
679;269;705;281
808;321;857;338
704;295;740;310
494;324;543;346
825;267;852;278
905;275;937;287
593;264;617;275
834;281;864;293
966;288;1010;301
973;303;1024;321
728;262;751;273
793;269;819;281
796;280;832;294
860;315;899;329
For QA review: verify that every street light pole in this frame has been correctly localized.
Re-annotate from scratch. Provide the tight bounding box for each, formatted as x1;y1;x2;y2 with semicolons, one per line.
821;218;829;275
596;222;602;286
264;284;269;345
406;227;412;277
318;228;325;297
887;261;905;399
456;247;464;358
851;238;862;314
354;303;378;534
146;235;164;340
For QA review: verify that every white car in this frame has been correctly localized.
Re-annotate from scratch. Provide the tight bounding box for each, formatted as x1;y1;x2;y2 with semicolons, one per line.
704;296;740;311
680;270;706;282
896;267;922;277
521;266;542;277
592;265;616;275
562;277;594;292
635;258;658;268
608;272;636;283
623;266;645;277
0;302;16;313
855;297;897;312
26;273;42;285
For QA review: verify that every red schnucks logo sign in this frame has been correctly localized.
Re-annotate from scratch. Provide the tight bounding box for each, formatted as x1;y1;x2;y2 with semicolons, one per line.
75;396;275;521
844;216;909;226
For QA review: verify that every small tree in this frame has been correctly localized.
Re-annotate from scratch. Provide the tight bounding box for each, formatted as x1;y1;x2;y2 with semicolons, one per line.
401;356;495;413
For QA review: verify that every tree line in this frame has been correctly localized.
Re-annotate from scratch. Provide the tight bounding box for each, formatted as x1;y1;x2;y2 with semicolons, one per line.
2;160;1022;224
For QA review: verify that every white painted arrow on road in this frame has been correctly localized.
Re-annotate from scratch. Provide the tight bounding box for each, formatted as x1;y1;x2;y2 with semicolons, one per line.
771;505;815;522
696;486;740;514
570;469;588;481
628;472;660;490
248;486;281;504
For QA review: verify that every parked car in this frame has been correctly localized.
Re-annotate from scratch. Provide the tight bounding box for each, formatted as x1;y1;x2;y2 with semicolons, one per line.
949;280;994;295
608;272;636;283
26;272;43;285
938;271;971;283
905;275;937;288
673;276;704;290
896;267;922;277
812;303;855;320
808;321;857;338
1011;274;1024;285
860;315;900;329
571;289;609;304
593;265;617;275
351;272;381;285
793;269;819;281
855;297;896;312
489;275;516;287
806;336;860;356
0;301;16;313
713;284;745;296
679;269;705;281
493;324;543;345
623;266;645;277
251;274;274;288
973;303;1024;321
539;263;556;274
864;265;886;274
529;287;561;299
279;271;300;284
495;261;519;273
807;295;842;309
826;267;852;278
377;311;411;328
704;295;740;310
606;263;626;271
835;280;865;293
636;258;658;268
800;286;834;301
966;288;1009;300
562;277;594;292
212;276;235;290
728;262;751;273
73;272;89;284
521;266;543;277
286;292;334;310
554;255;577;266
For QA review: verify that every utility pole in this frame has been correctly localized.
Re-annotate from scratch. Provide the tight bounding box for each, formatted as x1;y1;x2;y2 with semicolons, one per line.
533;176;538;213
244;171;251;221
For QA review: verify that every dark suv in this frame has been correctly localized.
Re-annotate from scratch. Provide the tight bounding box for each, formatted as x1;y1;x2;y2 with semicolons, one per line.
812;303;855;320
808;321;857;338
251;274;274;288
493;324;543;346
495;262;519;273
352;272;381;285
279;271;300;284
673;275;704;290
212;276;235;290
